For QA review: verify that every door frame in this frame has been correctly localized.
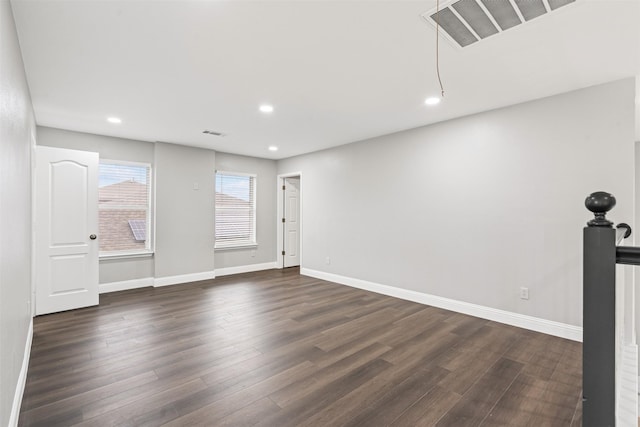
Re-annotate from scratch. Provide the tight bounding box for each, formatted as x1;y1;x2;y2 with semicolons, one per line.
276;172;302;269
30;134;37;317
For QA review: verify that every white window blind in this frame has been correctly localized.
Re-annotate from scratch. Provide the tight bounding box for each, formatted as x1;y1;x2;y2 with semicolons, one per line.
98;160;152;255
215;172;256;248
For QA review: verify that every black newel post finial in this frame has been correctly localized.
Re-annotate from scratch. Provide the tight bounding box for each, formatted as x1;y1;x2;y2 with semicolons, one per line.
585;191;616;227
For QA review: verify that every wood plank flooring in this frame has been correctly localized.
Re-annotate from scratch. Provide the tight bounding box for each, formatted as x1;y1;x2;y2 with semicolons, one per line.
19;268;582;426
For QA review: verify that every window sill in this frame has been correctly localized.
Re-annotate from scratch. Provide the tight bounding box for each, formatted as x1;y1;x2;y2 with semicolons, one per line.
100;251;154;261
215;243;258;251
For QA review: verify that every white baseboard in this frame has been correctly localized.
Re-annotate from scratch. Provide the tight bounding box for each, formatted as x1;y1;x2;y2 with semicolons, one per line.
103;263;277;292
99;277;154;294
9;318;33;427
154;270;216;287
301;268;582;342
215;262;277;277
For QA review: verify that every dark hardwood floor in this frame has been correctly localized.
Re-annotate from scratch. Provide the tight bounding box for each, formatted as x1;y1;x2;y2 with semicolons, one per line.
19;268;582;426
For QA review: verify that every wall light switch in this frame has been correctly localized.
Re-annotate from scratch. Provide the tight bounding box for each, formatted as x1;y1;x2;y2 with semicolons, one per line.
193;182;199;190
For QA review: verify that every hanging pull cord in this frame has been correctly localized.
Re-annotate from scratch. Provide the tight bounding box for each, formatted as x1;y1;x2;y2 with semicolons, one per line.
435;0;445;98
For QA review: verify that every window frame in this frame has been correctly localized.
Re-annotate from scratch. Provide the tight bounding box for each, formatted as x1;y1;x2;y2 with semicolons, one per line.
215;170;258;250
98;158;154;259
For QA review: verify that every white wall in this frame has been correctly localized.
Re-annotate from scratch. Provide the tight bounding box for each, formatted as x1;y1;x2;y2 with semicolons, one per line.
36;126;155;284
215;152;277;270
278;79;636;327
154;142;215;281
0;0;35;424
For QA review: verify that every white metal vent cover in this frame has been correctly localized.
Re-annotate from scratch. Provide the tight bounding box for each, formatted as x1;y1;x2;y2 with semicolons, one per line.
421;0;576;48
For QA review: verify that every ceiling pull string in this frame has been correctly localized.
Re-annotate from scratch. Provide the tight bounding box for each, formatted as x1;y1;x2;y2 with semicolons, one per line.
435;0;445;98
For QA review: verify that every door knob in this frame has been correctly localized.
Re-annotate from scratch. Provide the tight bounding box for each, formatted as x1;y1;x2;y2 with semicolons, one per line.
89;234;97;240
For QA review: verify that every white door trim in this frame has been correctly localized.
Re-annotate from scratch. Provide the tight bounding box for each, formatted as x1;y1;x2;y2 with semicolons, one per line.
276;172;302;269
283;176;301;268
30;132;37;317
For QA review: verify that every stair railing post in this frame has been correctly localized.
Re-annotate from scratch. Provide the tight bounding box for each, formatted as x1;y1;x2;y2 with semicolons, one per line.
583;191;617;427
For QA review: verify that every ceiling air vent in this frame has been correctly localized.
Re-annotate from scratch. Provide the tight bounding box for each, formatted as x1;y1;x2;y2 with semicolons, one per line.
202;130;226;137
421;0;576;48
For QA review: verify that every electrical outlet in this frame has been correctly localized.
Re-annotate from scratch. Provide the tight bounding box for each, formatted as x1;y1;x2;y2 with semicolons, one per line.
519;287;529;300
251;249;256;257
326;257;331;265
193;182;199;190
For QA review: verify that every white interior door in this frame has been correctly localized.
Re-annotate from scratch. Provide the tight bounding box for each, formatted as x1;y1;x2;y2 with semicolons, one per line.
283;177;300;268
35;146;99;315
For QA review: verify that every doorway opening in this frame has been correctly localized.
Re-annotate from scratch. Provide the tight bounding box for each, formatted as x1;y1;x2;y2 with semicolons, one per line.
276;173;301;268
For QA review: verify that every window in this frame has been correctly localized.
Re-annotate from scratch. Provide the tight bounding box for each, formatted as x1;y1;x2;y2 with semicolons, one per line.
98;160;152;256
215;171;256;248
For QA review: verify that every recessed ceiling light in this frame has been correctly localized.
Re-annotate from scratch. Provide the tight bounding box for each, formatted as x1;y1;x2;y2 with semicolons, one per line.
424;97;441;106
268;146;278;152
107;117;122;124
259;104;274;113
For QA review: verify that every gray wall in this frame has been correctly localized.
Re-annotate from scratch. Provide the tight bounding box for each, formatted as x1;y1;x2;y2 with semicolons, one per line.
36;126;155;283
154;142;215;279
37;129;220;283
278;79;636;327
215;152;277;269
36;130;278;280
36;126;154;163
0;1;35;424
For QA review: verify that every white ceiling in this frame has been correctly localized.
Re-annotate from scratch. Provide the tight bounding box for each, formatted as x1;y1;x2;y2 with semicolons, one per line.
11;0;640;160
